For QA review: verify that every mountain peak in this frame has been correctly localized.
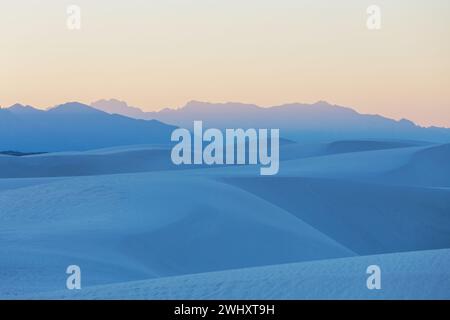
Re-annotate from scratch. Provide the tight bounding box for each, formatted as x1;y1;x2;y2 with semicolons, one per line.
183;100;212;109
182;100;261;111
398;118;417;127
9;103;26;109
307;101;357;115
49;102;106;114
91;99;146;117
92;98;130;109
313;100;332;106
7;104;43;114
97;98;125;104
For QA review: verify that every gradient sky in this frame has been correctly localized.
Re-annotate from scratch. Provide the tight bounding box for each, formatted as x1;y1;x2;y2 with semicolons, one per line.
1;0;450;127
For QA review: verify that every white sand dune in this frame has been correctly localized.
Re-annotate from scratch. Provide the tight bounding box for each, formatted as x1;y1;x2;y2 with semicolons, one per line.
383;143;450;187
0;148;175;178
0;172;353;298
222;176;450;255
0;140;425;179
31;248;450;300
0;140;449;299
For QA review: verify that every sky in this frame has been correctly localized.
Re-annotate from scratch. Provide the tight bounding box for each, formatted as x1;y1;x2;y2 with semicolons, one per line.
1;0;450;127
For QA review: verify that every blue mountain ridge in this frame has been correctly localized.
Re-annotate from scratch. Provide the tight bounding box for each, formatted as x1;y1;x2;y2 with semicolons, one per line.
0;102;177;152
91;99;450;143
2;100;450;152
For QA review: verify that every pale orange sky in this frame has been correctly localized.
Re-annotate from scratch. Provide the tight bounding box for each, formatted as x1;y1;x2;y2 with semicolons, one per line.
1;0;450;127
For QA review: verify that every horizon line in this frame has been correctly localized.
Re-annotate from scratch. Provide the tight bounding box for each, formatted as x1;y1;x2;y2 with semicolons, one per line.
2;99;450;130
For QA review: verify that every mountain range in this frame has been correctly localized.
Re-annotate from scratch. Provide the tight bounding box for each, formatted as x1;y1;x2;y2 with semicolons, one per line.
2;99;450;152
91;99;450;143
0;102;176;152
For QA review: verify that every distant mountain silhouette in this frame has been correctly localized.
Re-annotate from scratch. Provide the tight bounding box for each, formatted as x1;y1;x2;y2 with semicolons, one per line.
0;102;176;152
91;99;450;143
91;99;152;119
8;103;45;115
